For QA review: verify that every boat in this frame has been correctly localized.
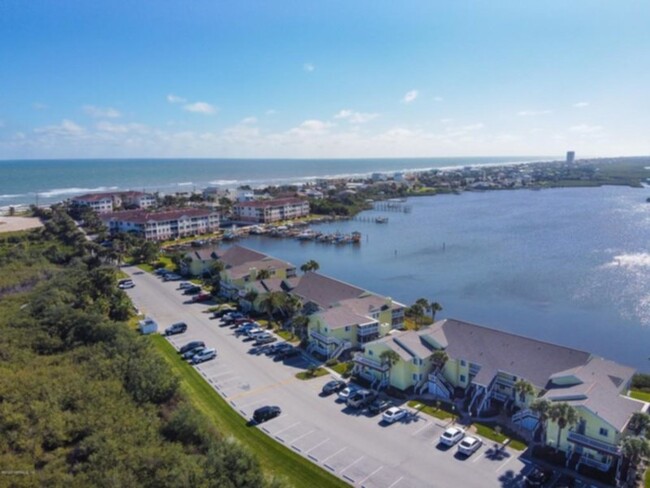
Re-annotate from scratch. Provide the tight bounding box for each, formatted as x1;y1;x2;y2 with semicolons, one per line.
375;217;389;224
351;231;362;244
296;230;316;240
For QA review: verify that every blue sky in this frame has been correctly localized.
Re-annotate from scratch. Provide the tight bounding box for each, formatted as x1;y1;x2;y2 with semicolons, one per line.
1;0;649;159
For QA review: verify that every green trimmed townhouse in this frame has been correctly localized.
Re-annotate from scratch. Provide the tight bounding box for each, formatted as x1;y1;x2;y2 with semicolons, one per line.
353;318;647;477
287;272;405;359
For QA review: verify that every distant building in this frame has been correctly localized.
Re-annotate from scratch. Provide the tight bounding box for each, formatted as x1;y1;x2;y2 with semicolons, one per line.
233;197;309;223
101;207;220;241
566;151;576;164
72;191;156;214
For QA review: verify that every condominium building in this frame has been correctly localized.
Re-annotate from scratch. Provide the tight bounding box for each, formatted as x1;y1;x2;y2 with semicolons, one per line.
101;208;220;241
72;191;156;214
233;197;310;223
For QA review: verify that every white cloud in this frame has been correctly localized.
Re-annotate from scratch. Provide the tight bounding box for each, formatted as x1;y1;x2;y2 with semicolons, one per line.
573;102;590;108
433;96;444;102
83;105;121;118
569;124;603;134
34;119;86;137
167;94;186;104
517;110;552;116
183;102;217;115
287;119;333;136
440;118;453;124
241;116;257;125
303;63;315;72
96;121;148;134
402;90;419;103
32;102;48;110
266;109;277;116
334;109;379;124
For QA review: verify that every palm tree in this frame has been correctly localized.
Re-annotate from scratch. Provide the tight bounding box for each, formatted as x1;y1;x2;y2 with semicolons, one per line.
530;399;552;446
430;302;443;322
621;436;650;484
282;294;302;321
513;380;536;406
431;350;449;372
256;268;271;280
379;350;401;385
300;260;320;273
291;314;310;342
408;302;425;329
549;402;578;450
259;291;287;328
627;412;650;436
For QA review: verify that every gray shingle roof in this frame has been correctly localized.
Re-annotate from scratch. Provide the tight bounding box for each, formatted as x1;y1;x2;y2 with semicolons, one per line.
217;245;268;268
291;272;365;308
427;318;592;388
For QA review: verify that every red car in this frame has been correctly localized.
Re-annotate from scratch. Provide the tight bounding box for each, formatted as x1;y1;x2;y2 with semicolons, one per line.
192;292;212;302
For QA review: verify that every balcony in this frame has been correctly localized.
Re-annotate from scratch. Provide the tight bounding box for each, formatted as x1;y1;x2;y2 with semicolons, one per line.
357;323;379;336
310;330;340;345
353;354;389;372
580;455;612;472
567;431;620;456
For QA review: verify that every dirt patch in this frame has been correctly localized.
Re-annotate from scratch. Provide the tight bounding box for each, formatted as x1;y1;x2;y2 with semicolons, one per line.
0;216;43;234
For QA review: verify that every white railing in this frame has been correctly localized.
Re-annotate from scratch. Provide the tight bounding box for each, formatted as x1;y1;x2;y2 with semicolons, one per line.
331;341;352;360
428;373;452;399
567;431;620;456
310;330;340;345
353;354;390;371
477;378;497;414
579;455;612;472
357;324;380;336
468;385;483;412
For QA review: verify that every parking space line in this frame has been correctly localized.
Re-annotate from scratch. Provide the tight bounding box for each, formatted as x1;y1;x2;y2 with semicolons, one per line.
471;451;484;463
306;437;330;454
322;447;346;464
211;370;234;378
228;376;299;401
273;421;300;437
359;465;383;485
411;421;430;436
495;455;515;473
289;429;315;445
340;456;364;474
387;475;404;488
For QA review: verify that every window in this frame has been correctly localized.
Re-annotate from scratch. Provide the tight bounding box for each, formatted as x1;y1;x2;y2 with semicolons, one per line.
460;360;466;367
345;326;350;332
599;428;608;437
368;350;373;356
460;374;466;383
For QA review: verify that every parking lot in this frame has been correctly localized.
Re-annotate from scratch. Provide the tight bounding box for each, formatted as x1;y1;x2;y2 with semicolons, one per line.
126;268;534;487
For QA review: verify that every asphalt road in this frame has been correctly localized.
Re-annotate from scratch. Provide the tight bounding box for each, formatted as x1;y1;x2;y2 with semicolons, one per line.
124;268;533;488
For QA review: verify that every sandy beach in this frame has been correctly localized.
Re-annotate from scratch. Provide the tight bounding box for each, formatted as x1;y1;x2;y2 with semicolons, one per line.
0;216;43;234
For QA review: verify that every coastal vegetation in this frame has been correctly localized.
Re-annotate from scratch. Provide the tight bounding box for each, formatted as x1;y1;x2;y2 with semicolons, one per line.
0;209;293;487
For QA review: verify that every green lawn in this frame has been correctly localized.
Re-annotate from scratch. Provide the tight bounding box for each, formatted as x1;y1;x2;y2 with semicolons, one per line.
630;390;650;402
330;361;353;377
277;330;299;343
408;400;458;422
645;466;649;488
295;368;329;380
137;263;155;273
472;423;527;451
151;335;347;488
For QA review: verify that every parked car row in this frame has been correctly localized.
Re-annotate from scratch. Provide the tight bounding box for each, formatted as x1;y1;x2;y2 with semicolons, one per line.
438;426;483;457
178;340;217;364
154;268;183;281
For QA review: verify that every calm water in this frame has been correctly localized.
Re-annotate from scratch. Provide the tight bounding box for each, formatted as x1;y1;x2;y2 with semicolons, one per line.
227;187;650;371
0;156;546;208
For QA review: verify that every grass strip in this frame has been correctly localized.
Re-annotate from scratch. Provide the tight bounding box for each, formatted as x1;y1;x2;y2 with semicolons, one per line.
630;390;650;402
473;422;528;451
151;335;347;488
407;400;458;422
296;368;329;380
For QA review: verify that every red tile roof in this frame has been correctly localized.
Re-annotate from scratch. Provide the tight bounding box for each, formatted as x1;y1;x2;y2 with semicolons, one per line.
234;197;307;208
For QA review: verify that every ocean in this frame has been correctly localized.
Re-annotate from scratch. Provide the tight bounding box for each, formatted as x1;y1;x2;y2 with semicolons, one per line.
223;186;650;371
0;157;547;208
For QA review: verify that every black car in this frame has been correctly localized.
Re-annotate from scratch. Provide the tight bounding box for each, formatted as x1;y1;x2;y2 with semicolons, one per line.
182;346;206;360
164;322;188;336
183;285;202;295
179;340;205;354
525;467;553;487
253;405;281;423
213;307;237;319
321;379;347;396
274;346;302;361
367;398;393;415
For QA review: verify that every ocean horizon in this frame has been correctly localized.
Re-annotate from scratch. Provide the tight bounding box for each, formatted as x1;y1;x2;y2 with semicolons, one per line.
0;156;553;208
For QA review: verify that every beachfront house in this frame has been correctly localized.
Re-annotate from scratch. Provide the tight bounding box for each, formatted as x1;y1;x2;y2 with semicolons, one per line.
72;191;156;213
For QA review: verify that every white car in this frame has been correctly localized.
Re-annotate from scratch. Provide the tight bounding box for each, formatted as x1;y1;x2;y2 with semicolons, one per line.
382;406;407;424
191;348;217;364
337;385;359;402
245;328;264;338
457;436;482;456
118;279;135;289
178;282;194;289
439;426;465;446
